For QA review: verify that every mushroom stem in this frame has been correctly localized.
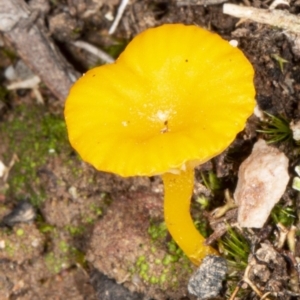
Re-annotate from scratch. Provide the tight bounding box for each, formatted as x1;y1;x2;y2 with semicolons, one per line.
162;168;218;266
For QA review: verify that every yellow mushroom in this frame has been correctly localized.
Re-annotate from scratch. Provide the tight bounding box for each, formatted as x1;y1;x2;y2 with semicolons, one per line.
65;24;255;266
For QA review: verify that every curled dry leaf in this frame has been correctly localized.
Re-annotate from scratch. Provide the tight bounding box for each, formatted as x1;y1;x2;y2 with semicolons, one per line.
234;139;289;228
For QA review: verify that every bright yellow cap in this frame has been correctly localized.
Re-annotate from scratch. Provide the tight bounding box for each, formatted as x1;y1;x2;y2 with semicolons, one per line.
65;24;255;177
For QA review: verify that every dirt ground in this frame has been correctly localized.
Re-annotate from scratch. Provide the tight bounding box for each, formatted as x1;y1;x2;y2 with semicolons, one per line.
1;0;300;299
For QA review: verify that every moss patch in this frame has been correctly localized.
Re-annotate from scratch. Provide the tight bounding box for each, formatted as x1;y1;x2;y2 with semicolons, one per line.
128;221;194;289
0;104;70;206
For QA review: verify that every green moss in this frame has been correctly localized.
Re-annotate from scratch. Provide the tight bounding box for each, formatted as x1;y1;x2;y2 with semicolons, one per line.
150;246;157;253
201;171;221;192
39;223;55;233
194;219;210;238
129;221;195;288
1;104;70;206
16;228;24;236
219;225;250;270
104;39;129;59
45;252;64;274
4;240;16;256
162;254;173;266
139;262;149;272
59;240;69;253
89;203;103;217
148;221;167;240
136;255;146;266
149;276;159;284
195;195;210;209
84;216;96;224
65;224;85;236
45;243;86;273
71;248;86;267
159;274;166;284
271;204;296;227
271;53;288;73
257;112;292;144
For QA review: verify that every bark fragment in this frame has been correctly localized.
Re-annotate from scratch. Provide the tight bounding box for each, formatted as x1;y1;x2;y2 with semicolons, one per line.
0;0;79;102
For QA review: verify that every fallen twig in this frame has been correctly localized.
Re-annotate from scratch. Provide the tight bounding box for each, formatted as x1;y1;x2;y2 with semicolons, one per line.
287;225;296;254
72;40;114;64
223;3;300;34
269;0;290;10
276;222;289;249
0;0;79;102
0;154;19;183
243;262;271;300
6;75;40;90
177;0;227;5
228;285;241;300
6;75;44;103
109;0;130;35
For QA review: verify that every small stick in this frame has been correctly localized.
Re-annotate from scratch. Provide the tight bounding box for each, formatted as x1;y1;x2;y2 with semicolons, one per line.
269;0;290;10
6;75;40;90
72;40;114;64
276;222;289;249
6;72;46;103
287;225;296;254
0;0;79;102
223;3;300;34
228;285;241;300
177;0;227;5
242;262;271;300
6;76;44;104
210;189;237;218
32;87;44;104
2;154;19;183
109;0;130;35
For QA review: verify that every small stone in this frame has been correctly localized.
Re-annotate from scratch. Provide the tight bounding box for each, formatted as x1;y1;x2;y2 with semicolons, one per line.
292;177;300;191
0;160;7;178
0;240;5;249
4;65;16;81
234;139;289;228
31;238;39;248
105;11;114;21
2;202;36;227
14;60;35;81
256;243;279;263
251;263;271;282
295;165;300;177
188;255;227;299
68;186;78;200
290;120;300;141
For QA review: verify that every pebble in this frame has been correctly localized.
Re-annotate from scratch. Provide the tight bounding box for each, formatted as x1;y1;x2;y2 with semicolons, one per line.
188;255;227;299
234;139;289;228
2;202;36;227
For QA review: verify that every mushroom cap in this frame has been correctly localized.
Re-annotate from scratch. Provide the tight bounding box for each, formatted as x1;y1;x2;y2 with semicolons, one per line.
65;24;255;177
